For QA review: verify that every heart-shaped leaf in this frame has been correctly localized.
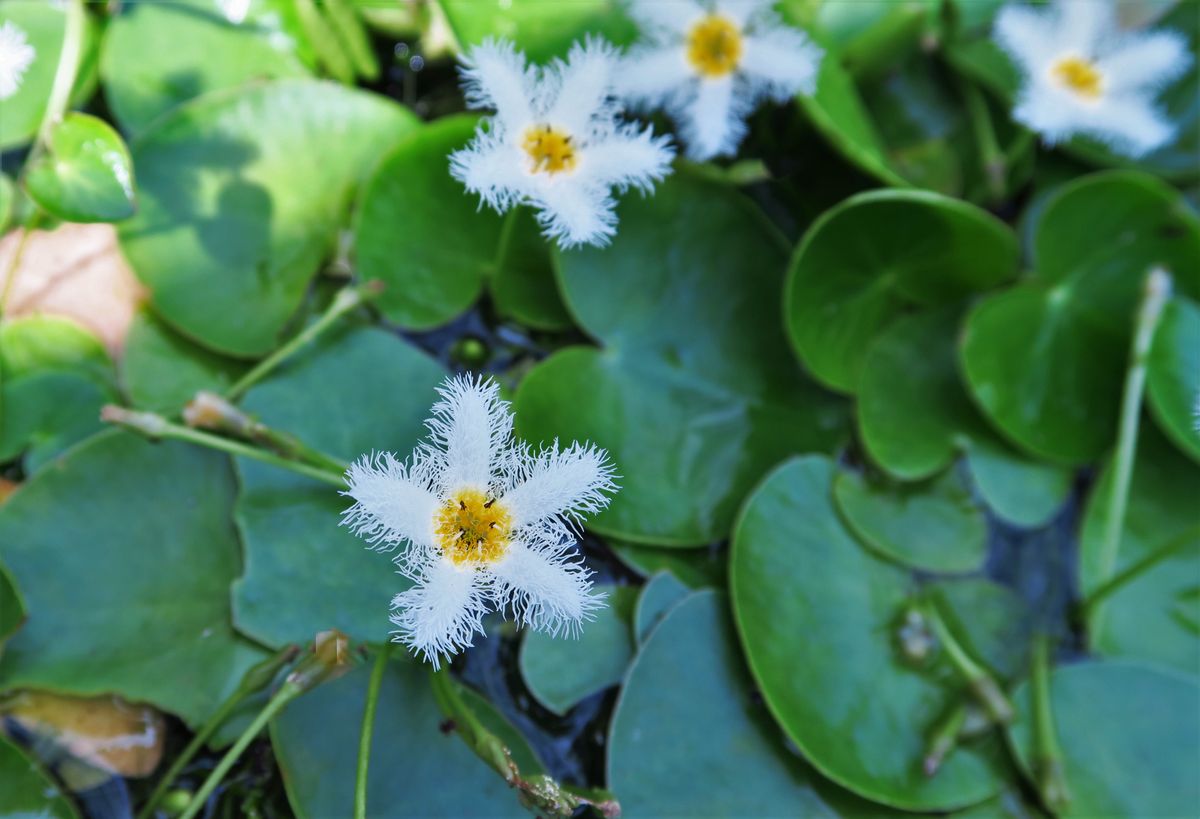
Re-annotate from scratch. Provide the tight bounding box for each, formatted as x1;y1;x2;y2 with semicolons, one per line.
25;112;136;223
515;173;847;546
1147;296;1200;463
633;571;689;643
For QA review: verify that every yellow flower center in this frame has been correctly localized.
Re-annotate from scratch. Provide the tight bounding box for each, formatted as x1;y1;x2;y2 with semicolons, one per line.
435;489;511;566
1051;56;1103;99
522;124;577;175
686;14;743;77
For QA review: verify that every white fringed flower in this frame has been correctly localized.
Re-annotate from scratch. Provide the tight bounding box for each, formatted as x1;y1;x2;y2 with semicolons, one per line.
449;37;675;249
617;0;823;160
993;0;1191;157
0;20;36;101
342;374;618;669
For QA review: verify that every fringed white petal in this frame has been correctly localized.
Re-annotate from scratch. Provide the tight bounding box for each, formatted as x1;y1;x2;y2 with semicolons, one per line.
457;37;537;133
427;373;514;492
546;36;619;137
0;20;36;101
616;45;696;108
681;75;747;160
487;539;605;636
993;5;1059;73
449;128;532;213
390;558;488;670
1098;29;1191;94
720;0;780;28
577;122;675;193
739;27;822;101
1055;0;1114;56
341;451;441;556
624;0;707;36
531;178;619;248
502;441;618;537
1081;94;1177;157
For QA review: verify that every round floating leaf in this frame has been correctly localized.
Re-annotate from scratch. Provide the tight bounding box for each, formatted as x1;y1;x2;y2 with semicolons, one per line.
857;307;1071;526
1147;297;1200;462
273;657;541;818
0;315;113;389
0;430;265;726
731;455;1006;810
1080;424;1200;675
0;0;97;150
518;584;636;715
0;371;109;473
0;735;78;819
610;541;727;590
833;468;987;574
233;325;445;647
120;309;249;412
101;0;310;135
438;0;636;63
490;208;572;331
516;173;848;546
24;113;136;223
119;79;418;357
609;591;890;818
961;171;1200;465
633;571;689;643
356;116;498;330
796;46;908;188
1008;661;1200;818
786;189;1016;393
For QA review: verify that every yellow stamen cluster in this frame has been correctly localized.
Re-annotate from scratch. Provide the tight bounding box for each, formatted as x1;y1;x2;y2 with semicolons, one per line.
1051;56;1103;99
686;14;743;77
522;125;577;175
435;489;511;566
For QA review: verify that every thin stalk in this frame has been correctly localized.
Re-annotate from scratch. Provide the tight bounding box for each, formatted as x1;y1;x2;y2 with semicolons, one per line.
177;682;305;819
1090;268;1172;639
923;701;967;777
960;79;1006;202
35;0;85;149
138;647;297;819
101;405;344;488
925;601;1014;723
225;281;382;401
1031;634;1070;813
1083;525;1198;618
354;646;391;819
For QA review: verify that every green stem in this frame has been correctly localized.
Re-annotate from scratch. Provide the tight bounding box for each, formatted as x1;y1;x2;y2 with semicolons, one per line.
1090;268;1172;640
923;701;967;777
0;211;40;318
177;682;305;819
1083;525;1198;618
354;646;391;819
225;282;381;402
960;79;1006;202
925;600;1013;723
1031;634;1070;813
101;405;344;488
35;0;85;149
138;648;297;819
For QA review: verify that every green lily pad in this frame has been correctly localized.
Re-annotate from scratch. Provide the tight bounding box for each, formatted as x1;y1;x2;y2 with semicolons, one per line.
930;578;1032;681
1080;424;1200;675
233;324;445;648
25;112;136;223
609;590;896;818
1147;297;1200;463
730;455;1006;810
0;430;265;726
786;189;1016;393
633;571;689;643
833;468;987;574
355;115;498;331
610;541;727;590
120;309;249;413
1008;661;1200;818
491;208;572;331
0;0;97;150
0;315;113;389
796;44;908;188
0;735;78;819
437;0;635;63
118;79;418;357
856;306;1071;526
518;584;636;715
101;0;310;135
961;171;1200;465
273;658;542;818
515;174;848;546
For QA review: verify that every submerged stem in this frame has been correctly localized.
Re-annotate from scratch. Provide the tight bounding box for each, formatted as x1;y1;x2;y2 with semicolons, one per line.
1031;633;1071;814
1083;525;1198;620
1089;268;1172;640
925;600;1014;723
225;281;383;402
101;405;345;488
354;646;391;819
